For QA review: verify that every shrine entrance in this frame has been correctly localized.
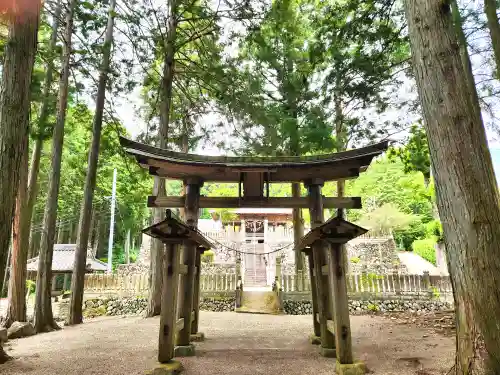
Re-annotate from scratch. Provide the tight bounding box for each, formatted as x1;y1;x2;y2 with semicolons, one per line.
120;136;389;375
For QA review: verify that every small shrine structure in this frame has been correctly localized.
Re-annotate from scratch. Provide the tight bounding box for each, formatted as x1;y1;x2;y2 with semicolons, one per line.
120;136;388;375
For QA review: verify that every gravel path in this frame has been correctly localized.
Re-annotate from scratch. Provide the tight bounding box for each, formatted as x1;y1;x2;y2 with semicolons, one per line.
397;251;444;275
1;312;454;375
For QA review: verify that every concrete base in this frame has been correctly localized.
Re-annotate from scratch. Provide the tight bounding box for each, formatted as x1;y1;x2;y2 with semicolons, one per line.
174;344;196;357
309;334;321;345
335;361;367;375
190;332;205;342
146;361;184;375
320;346;337;358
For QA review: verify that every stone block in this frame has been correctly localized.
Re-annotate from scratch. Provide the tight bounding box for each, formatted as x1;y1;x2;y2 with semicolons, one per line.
174;344;196;357
7;322;35;339
309;334;321;345
335;361;366;375
320;346;336;358
146;361;184;375
190;332;205;342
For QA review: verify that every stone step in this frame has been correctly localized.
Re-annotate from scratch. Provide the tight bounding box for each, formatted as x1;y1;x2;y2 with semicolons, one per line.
235;291;283;315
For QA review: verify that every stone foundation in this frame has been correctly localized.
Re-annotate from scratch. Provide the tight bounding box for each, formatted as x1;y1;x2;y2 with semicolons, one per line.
82;296;452;319
283;299;452;315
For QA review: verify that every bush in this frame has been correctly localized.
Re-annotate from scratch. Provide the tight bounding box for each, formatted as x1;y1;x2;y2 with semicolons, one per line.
394;220;427;250
26;279;36;296
412;238;437;265
201;250;215;263
426;220;444;242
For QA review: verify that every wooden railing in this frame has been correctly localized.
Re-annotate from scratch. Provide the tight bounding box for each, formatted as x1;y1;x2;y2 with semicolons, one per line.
280;271;452;298
84;271;452;299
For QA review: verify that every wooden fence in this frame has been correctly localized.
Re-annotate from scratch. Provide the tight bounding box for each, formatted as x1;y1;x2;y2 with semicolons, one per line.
280;272;452;299
84;272;452;299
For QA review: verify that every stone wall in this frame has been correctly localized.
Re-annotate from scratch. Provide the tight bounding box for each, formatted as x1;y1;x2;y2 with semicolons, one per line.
81;295;452;319
283;299;452;315
347;237;407;274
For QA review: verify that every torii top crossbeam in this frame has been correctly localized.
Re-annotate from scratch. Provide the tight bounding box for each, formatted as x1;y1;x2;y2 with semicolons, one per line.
120;137;389;208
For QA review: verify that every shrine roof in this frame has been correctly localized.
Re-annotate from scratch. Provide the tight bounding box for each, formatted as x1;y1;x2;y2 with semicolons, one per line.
297;216;368;251
120;137;389;182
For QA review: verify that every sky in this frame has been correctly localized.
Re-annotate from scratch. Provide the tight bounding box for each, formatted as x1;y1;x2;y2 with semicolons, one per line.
102;0;500;164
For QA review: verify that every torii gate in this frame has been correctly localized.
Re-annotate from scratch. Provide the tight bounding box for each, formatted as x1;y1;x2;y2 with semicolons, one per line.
120;137;388;375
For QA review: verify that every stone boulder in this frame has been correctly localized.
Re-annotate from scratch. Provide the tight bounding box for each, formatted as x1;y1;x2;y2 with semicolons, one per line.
0;327;7;343
7;322;35;339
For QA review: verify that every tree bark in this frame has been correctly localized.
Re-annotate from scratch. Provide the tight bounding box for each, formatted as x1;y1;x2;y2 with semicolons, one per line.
24;1;62;258
147;0;178;317
450;0;480;115
404;1;500;373
34;0;77;333
4;133;30;326
0;2;40;309
0;3;40;361
484;0;500;79
68;0;116;326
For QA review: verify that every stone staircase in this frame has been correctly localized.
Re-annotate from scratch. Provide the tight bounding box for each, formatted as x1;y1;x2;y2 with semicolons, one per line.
235;291;283;315
244;266;267;287
243;245;268;287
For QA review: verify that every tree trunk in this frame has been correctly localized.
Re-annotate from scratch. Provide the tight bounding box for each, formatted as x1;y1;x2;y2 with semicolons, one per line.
147;0;178;317
405;1;500;372
450;0;480;115
34;0;77;333
484;0;500;79
92;216;101;257
24;1;62;260
4;133;30;326
88;208;96;248
0;4;40;362
0;3;40;310
68;0;116;326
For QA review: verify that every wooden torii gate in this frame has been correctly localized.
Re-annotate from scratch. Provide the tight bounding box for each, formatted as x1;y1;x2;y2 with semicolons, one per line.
120;137;388;375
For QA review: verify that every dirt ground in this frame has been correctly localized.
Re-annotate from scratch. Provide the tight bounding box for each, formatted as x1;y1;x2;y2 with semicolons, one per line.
1;312;454;375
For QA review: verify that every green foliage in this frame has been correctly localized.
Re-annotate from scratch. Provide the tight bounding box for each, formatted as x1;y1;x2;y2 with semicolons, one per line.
201;250;215;263
426;220;444;243
393;221;428;250
350;257;360;264
367;303;379;312
83;305;107;318
412;238;437;265
358;203;418;234
431;286;440;300
388;123;431;184
26;280;36;296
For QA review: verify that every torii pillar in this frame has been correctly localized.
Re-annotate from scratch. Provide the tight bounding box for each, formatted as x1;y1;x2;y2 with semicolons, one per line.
305;178;336;357
175;177;203;356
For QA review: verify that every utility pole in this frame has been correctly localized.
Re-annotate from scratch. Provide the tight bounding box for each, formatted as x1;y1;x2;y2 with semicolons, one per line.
107;168;117;273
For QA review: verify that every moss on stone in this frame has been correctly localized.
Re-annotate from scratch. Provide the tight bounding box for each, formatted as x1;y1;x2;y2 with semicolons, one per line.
174;344;196;357
335;361;367;375
146;361;184;375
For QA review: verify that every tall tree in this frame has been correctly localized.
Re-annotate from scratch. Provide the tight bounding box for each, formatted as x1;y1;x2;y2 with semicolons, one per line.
311;0;408;199
220;0;331;274
34;0;78;333
68;0;117;326
405;0;500;373
3;1;62;327
484;0;500;78
0;0;41;362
